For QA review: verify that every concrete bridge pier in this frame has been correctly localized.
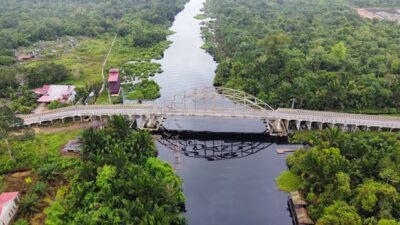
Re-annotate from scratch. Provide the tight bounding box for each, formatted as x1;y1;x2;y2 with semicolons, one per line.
295;121;301;130
305;121;311;130
141;114;164;130
267;119;288;136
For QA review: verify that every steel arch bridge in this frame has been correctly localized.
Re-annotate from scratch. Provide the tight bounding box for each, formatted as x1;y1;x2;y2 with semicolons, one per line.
20;87;400;136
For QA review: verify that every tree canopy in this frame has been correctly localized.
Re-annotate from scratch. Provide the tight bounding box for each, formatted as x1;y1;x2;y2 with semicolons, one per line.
288;130;400;224
203;0;400;112
45;116;186;225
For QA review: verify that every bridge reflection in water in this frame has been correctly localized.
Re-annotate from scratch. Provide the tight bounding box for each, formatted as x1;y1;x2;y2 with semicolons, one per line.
156;132;280;161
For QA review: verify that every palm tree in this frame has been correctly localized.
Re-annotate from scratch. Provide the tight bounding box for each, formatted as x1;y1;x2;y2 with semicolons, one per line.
319;127;343;148
0;106;23;161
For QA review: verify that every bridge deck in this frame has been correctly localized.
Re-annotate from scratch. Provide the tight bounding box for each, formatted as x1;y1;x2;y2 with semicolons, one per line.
20;104;400;130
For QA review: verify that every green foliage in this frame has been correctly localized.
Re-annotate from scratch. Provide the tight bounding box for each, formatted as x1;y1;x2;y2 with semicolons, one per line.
377;219;400;225
112;96;123;104
126;79;161;100
25;62;69;88
48;101;71;110
0;130;81;174
0;105;23;139
44;116;186;224
13;219;30;225
37;159;63;182
130;20;168;47
20;194;40;217
122;61;162;78
9;86;37;114
287;130;400;223
203;0;400;111
31;181;48;196
348;0;400;7
0;56;16;66
275;170;302;192
317;201;362;225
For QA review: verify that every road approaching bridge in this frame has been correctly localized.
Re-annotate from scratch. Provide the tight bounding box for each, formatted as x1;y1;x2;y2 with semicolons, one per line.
20;87;400;136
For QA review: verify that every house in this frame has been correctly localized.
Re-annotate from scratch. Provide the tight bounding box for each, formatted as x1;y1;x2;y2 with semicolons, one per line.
33;85;76;103
288;191;314;225
15;53;35;61
108;68;121;96
62;138;82;153
0;192;19;225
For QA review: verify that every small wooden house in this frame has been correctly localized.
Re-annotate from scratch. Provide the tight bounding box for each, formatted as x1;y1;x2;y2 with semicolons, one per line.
108;68;121;96
288;191;314;225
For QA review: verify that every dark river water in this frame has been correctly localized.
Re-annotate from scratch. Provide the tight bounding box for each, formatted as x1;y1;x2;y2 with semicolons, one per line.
152;0;294;224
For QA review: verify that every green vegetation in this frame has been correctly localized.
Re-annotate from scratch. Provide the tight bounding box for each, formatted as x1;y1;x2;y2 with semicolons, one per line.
275;170;302;192
285;129;400;224
26;37;111;86
122;61;162;79
203;0;400;112
1;0;188;110
0;129;81;174
48;101;71;110
125;79;161;100
194;14;207;20
43;116;186;224
24;62;69;88
349;0;400;7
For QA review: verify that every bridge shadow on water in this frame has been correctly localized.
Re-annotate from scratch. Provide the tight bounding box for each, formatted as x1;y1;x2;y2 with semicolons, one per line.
154;130;288;161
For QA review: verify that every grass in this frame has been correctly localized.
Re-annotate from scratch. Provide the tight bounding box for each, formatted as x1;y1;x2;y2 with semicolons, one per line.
0;130;82;174
275;170;302;192
24;36;112;86
96;91;111;104
106;38;170;68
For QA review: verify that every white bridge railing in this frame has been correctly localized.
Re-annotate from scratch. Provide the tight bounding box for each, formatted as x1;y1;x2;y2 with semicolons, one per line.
19;87;400;132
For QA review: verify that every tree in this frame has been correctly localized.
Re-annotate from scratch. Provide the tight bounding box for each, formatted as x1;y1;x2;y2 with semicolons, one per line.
354;180;399;218
316;201;362;225
0;106;23;160
331;41;347;61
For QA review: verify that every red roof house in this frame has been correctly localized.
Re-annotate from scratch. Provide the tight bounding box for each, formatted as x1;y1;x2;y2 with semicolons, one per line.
0;192;19;225
34;85;76;103
108;68;121;96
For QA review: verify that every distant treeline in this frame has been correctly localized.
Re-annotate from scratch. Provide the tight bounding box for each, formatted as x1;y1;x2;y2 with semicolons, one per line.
203;0;400;112
349;0;400;7
0;0;187;57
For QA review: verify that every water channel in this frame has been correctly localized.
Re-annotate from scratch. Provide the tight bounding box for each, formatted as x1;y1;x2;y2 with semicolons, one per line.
152;0;294;224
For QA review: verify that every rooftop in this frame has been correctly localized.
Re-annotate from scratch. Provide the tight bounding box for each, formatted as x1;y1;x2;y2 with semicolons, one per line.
108;68;119;82
35;85;76;103
290;191;308;206
0;192;19;216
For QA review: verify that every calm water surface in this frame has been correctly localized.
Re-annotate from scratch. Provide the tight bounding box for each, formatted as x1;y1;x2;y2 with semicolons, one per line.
153;0;293;224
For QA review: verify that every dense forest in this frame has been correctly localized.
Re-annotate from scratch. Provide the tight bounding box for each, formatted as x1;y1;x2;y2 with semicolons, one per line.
43;116;186;224
285;130;400;224
202;0;400;112
0;0;187;111
0;0;186;57
0;109;186;224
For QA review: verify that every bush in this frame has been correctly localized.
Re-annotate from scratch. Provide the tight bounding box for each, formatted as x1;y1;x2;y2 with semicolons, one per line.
20;194;40;216
32;181;48;196
37;161;62;181
14;219;30;225
48;101;70;110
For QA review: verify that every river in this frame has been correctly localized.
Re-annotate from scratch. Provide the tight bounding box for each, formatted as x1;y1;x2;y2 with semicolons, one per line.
153;0;294;224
